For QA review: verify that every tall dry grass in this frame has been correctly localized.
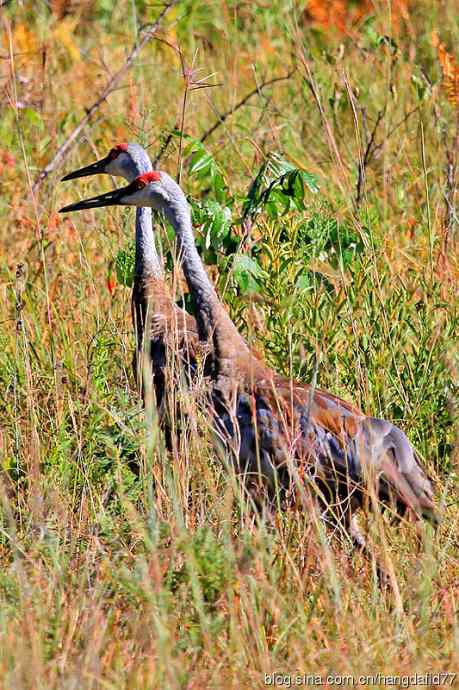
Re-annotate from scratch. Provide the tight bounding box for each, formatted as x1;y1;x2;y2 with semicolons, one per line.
0;1;458;687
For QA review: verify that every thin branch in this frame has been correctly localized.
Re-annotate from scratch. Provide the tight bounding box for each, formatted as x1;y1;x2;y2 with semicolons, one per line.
354;106;420;209
152;128;177;168
371;106;419;158
150;69;295;169
177;82;189;184
443;106;459;247
31;0;180;194
300;59;349;197
355;106;386;209
199;69;295;144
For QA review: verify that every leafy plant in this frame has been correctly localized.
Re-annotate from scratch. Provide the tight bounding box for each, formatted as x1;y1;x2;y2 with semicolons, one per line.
114;141;323;297
242;152;319;222
168;527;234;606
115;242;135;289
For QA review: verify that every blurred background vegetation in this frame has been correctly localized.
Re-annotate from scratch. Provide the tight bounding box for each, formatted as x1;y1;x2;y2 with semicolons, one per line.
0;1;458;687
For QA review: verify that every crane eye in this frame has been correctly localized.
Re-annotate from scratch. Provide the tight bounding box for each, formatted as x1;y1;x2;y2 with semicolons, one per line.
107;148;119;161
134;179;146;190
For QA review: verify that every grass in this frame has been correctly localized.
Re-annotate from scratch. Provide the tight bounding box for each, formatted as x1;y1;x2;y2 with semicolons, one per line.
1;0;458;687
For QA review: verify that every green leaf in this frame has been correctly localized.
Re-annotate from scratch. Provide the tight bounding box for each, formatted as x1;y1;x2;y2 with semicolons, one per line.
189;149;213;176
232;254;263;294
191;199;233;253
301;171;320;194
115;244;135;288
22;108;44;132
243;155;319;222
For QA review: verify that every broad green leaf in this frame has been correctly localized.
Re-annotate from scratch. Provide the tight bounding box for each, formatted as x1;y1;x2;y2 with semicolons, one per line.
301;171;320;194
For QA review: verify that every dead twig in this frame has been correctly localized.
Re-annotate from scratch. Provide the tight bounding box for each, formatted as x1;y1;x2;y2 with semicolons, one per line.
355;106;386;209
342;72;386;210
152;129;177;168
151;69;295;168
31;0;180;195
300;58;349;197
354;106;419;210
199;70;295;144
442;107;459;249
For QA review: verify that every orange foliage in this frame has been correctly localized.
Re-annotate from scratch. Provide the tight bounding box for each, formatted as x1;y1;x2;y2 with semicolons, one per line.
304;0;410;35
106;272;117;296
50;0;95;20
50;0;71;18
0;149;16;175
432;31;459;108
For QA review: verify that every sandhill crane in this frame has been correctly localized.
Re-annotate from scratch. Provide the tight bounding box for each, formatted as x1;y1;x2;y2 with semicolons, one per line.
61;144;200;415
60;171;438;573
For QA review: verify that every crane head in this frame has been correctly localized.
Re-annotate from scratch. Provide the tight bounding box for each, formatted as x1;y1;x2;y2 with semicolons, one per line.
61;143;148;182
59;172;166;213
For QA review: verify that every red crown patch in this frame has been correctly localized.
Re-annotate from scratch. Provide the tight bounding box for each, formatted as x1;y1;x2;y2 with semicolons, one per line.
138;171;161;183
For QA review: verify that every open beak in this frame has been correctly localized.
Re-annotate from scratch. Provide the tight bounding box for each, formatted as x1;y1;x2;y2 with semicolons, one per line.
61;156;110;181
59;183;130;213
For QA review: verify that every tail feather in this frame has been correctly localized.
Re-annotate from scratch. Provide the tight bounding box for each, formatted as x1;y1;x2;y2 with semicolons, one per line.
364;417;439;525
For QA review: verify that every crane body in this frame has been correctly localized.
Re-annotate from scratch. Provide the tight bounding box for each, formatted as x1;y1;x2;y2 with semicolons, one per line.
60;170;438;568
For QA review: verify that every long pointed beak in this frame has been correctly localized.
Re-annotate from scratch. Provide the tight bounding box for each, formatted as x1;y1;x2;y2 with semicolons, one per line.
59;184;130;213
61;156;110;181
